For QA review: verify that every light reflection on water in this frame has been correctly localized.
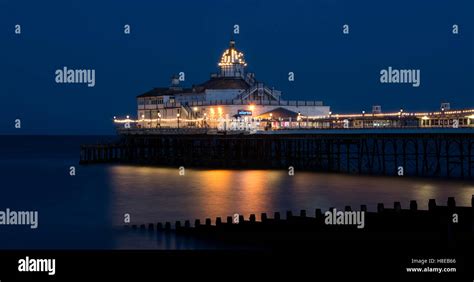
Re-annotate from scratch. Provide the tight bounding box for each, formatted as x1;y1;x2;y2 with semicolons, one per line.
107;165;474;226
2;136;473;249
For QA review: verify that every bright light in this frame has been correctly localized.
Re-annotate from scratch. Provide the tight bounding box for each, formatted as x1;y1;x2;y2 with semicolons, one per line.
126;115;130;119
113;116;116;119
193;107;198;112
467;115;474;119
249;105;255;111
141;114;145;118
177;113;180;118
218;41;247;67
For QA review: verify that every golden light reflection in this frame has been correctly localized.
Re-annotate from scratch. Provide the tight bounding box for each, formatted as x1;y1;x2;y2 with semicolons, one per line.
106;166;474;227
194;169;283;219
194;170;233;193
108;167;287;224
412;183;437;200
108;165;177;193
236;170;269;212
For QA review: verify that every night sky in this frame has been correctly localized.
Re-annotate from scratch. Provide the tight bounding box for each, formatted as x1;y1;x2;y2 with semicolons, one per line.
0;0;472;134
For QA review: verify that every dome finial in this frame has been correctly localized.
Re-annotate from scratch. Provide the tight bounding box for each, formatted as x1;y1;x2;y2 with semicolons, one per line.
218;39;247;67
218;39;247;77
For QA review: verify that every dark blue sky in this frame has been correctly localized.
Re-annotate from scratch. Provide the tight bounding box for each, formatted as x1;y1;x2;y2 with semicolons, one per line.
0;0;472;134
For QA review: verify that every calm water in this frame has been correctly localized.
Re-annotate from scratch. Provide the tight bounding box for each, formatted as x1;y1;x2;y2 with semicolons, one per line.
1;135;473;249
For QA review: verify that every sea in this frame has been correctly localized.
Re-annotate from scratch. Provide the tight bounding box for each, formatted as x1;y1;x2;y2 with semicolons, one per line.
0;135;473;249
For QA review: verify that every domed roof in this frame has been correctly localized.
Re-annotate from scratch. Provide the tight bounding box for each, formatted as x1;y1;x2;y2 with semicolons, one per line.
218;40;247;67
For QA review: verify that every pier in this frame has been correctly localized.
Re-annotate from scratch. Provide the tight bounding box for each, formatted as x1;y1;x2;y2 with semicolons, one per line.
80;131;474;178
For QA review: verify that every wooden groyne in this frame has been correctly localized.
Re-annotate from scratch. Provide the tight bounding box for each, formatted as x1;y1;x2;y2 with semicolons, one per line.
80;132;474;178
126;196;474;247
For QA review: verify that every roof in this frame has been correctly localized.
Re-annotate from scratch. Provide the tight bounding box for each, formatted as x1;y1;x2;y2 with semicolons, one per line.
257;107;299;119
137;77;251;98
137;87;194;98
197;77;250;90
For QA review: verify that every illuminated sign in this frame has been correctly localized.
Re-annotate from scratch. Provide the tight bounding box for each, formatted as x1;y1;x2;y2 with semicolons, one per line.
237;110;252;116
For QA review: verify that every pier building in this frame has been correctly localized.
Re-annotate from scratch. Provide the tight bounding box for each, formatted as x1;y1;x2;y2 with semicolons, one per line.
134;39;330;128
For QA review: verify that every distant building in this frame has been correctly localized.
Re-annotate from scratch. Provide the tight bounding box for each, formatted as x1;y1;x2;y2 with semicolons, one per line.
136;40;330;128
441;102;451;111
372;105;382;114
